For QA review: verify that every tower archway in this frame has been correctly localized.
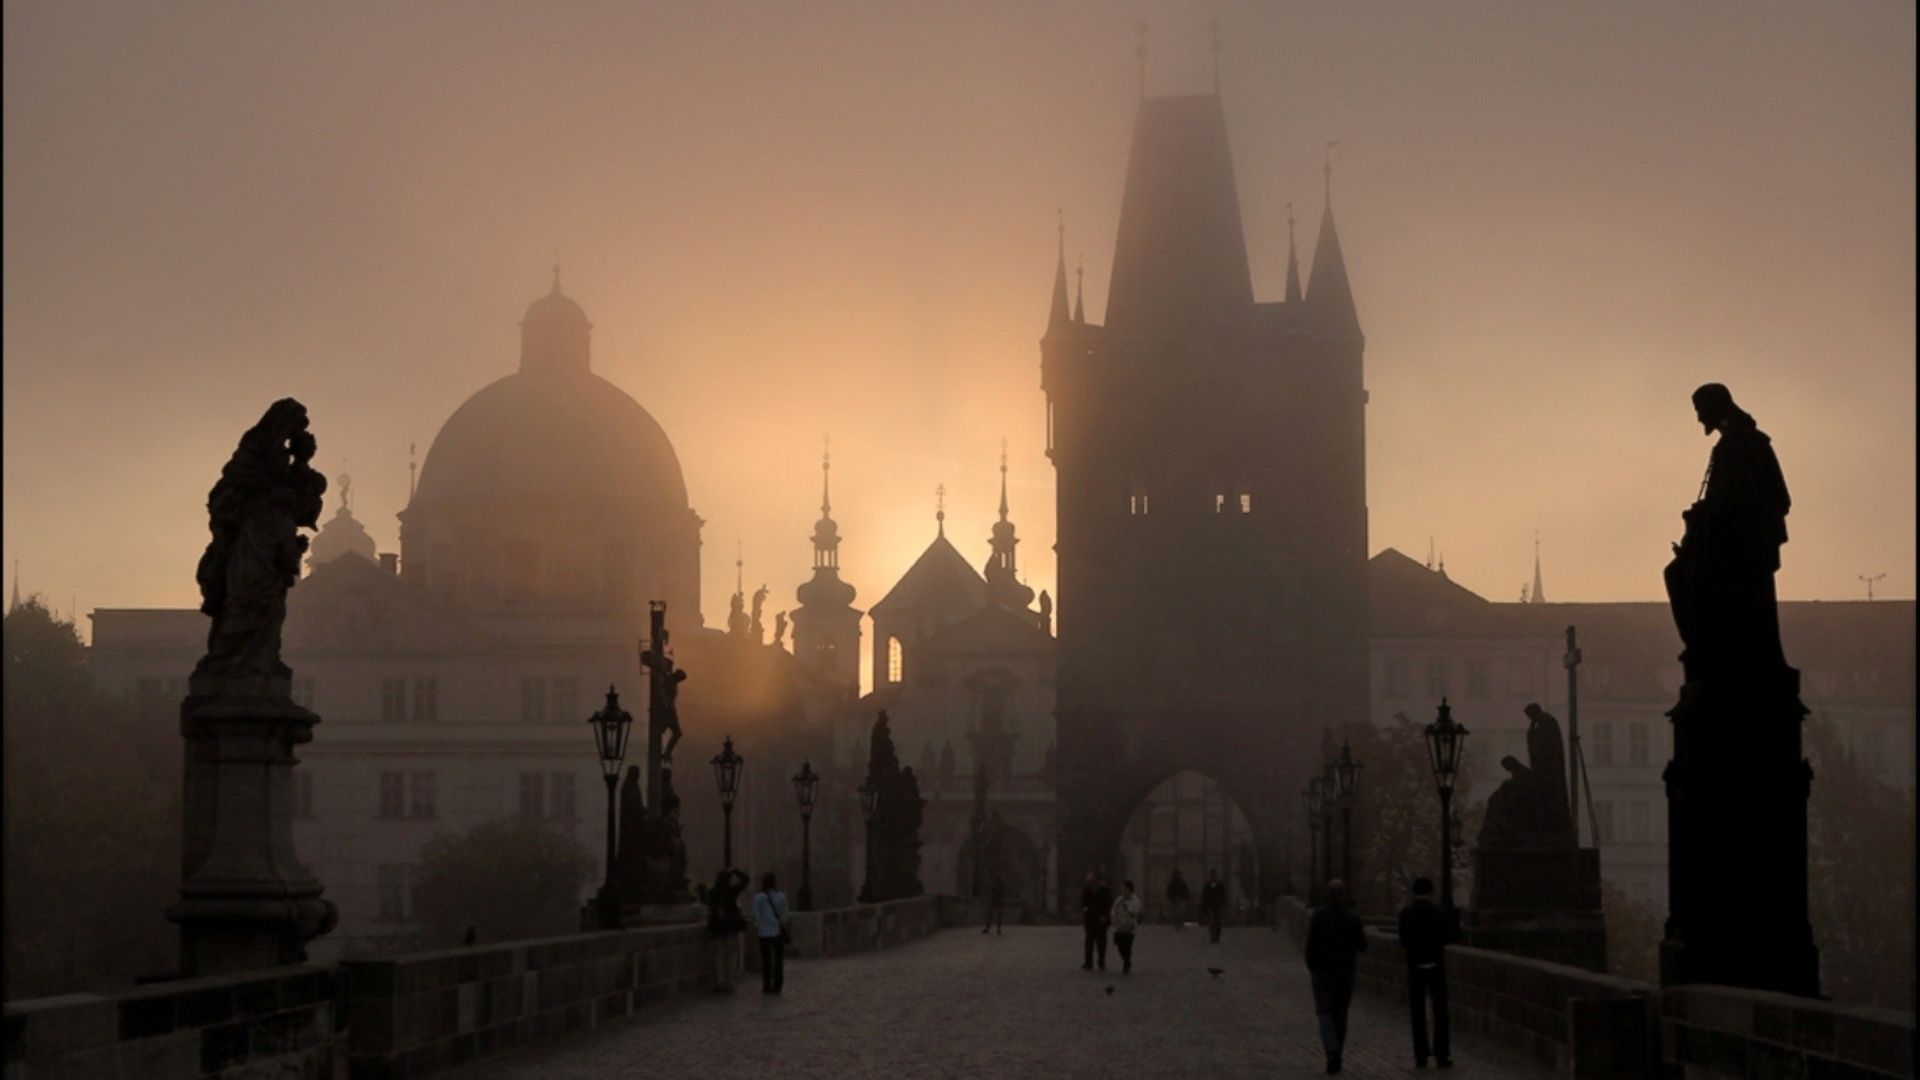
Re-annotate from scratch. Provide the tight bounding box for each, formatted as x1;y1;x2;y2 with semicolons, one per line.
1118;770;1259;922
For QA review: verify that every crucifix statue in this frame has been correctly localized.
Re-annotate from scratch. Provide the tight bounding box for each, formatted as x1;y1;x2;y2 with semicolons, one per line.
640;600;687;817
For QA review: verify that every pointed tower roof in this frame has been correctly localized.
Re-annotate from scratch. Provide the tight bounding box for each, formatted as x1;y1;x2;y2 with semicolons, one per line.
1073;257;1086;324
1306;152;1362;338
1106;94;1253;335
1046;213;1072;336
985;441;1036;613
1284;202;1303;305
797;438;857;610
1530;533;1546;604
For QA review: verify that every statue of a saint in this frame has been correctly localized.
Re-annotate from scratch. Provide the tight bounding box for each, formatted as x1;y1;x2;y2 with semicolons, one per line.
773;610;789;650
191;399;326;690
749;583;769;642
1038;590;1053;632
1664;384;1792;682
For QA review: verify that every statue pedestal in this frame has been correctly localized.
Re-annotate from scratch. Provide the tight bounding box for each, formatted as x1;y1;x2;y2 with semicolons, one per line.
1464;846;1607;972
1659;671;1819;995
167;692;336;976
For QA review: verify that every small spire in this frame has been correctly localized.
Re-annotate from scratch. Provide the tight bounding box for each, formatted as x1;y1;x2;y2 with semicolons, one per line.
998;439;1010;521
408;441;418;503
339;472;353;514
735;541;744;596
935;483;947;538
1210;19;1221;95
1307;142;1361;337
1531;531;1546;604
1426;537;1435;571
1046;212;1072;334
1074;256;1086;323
1284;201;1303;305
1136;21;1149;100
821;434;833;517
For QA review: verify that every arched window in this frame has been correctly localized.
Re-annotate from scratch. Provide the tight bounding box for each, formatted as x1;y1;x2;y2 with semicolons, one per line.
887;637;904;684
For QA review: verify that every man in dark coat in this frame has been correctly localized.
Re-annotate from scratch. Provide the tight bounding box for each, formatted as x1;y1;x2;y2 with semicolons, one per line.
1305;880;1368;1074
1200;869;1229;944
1398;877;1454;1068
1080;870;1112;970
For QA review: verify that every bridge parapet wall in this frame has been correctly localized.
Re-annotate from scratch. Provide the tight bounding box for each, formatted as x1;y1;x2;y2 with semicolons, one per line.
1279;897;1915;1079
745;895;971;970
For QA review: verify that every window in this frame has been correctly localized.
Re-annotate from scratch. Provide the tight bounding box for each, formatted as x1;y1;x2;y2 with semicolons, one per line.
887;638;904;684
294;769;315;820
409;771;437;820
1214;493;1227;514
1239;493;1252;514
1466;660;1490;699
1594;800;1615;845
518;773;545;818
1128;488;1150;516
294;677;316;710
376;865;411;922
1627;722;1649;766
521;677;547;724
1426;658;1448;698
1590;723;1614;766
412;677;438;723
1630;801;1650;843
381;678;407;723
378;772;405;819
1383;657;1408;699
551;678;578;725
549;772;577;821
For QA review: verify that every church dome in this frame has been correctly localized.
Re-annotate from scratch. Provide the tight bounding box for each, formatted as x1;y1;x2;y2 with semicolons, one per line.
412;370;689;511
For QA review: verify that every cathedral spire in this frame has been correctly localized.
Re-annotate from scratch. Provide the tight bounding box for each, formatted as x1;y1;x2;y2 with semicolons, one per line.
997;439;1010;521
1531;532;1546;604
1047;211;1072;335
1284;201;1303;305
985;441;1035;613
1073;256;1086;324
1306;142;1362;338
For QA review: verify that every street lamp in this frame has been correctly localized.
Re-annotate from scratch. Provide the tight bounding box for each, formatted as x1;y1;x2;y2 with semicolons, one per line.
711;736;743;869
1423;697;1470;911
791;760;820;911
1304;776;1327;904
1334;740;1362;903
857;776;881;902
587;686;634;929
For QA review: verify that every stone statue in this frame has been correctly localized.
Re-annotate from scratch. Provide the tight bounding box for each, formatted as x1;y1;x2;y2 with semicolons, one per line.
773;610;789;650
191;398;327;691
615;765;649;895
633;602;693;904
1038;589;1053;632
726;590;749;636
1664;383;1792;683
749;583;769;643
1477;704;1574;848
860;711;927;902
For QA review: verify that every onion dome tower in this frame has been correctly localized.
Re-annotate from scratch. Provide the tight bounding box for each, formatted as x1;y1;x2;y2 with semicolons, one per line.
792;441;862;696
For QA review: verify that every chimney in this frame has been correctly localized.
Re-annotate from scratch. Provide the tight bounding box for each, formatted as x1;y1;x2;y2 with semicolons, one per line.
378;552;399;575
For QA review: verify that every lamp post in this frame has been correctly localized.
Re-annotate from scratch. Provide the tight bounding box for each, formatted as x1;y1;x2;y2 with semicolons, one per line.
711;736;743;869
1304;776;1326;904
791;760;820;911
1333;740;1362;902
1423;698;1470;912
587;686;634;930
857;776;880;902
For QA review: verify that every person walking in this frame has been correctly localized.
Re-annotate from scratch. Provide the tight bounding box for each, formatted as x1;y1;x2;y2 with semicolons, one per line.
1305;879;1368;1074
1166;867;1192;929
751;871;792;995
1200;868;1228;944
701;867;749;993
1079;870;1112;970
1398;877;1454;1068
982;871;1006;935
1110;879;1143;973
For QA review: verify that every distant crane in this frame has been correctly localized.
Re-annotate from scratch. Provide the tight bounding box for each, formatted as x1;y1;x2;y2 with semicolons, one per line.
1859;573;1886;601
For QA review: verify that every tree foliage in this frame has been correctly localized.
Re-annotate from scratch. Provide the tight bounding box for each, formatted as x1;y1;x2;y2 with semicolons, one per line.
408;817;595;948
1339;712;1483;916
1805;713;1915;1011
3;599;180;999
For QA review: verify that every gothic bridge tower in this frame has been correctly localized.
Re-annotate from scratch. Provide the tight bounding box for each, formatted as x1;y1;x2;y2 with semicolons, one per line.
1044;93;1369;908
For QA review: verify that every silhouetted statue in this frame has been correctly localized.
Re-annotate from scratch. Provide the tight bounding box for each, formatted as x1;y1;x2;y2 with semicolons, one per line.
748;583;769;643
1477;705;1573;848
1664;383;1792;683
862;712;926;901
727;590;749;636
1038;589;1053;633
633;602;693;904
773;610;789;649
191;398;327;689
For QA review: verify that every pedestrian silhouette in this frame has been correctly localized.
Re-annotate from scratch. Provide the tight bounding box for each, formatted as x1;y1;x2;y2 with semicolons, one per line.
1398;877;1454;1069
1306;879;1367;1074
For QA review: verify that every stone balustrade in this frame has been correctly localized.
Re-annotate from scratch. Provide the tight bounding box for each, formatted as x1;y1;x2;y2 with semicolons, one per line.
1278;896;1914;1079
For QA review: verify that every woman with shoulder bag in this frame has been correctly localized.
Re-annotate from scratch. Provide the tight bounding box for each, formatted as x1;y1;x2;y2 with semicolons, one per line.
751;872;792;994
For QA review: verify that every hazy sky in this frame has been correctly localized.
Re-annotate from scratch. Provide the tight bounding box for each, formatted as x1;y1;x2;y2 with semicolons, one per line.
5;1;1914;641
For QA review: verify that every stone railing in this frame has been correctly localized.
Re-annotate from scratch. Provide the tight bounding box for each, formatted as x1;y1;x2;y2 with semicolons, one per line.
1661;984;1912;1079
4;965;342;1079
1279;897;1916;1080
6;897;975;1079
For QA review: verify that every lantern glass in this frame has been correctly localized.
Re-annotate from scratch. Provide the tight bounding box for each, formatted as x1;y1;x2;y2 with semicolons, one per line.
1334;741;1361;804
588;686;632;781
792;760;820;816
711;737;743;808
1424;698;1469;794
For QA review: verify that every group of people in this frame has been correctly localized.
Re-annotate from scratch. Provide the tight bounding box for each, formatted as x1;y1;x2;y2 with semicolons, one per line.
700;868;793;995
1162;867;1231;942
1306;876;1455;1074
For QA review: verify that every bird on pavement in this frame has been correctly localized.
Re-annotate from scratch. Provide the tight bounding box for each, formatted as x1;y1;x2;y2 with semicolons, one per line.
1207;967;1224;978
1104;984;1116;995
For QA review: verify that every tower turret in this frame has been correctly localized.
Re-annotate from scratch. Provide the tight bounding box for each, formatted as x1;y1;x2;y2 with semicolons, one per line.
793;439;862;695
984;442;1037;616
1306;156;1362;340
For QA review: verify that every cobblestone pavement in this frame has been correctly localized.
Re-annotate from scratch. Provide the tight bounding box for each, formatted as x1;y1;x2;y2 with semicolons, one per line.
466;925;1556;1080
